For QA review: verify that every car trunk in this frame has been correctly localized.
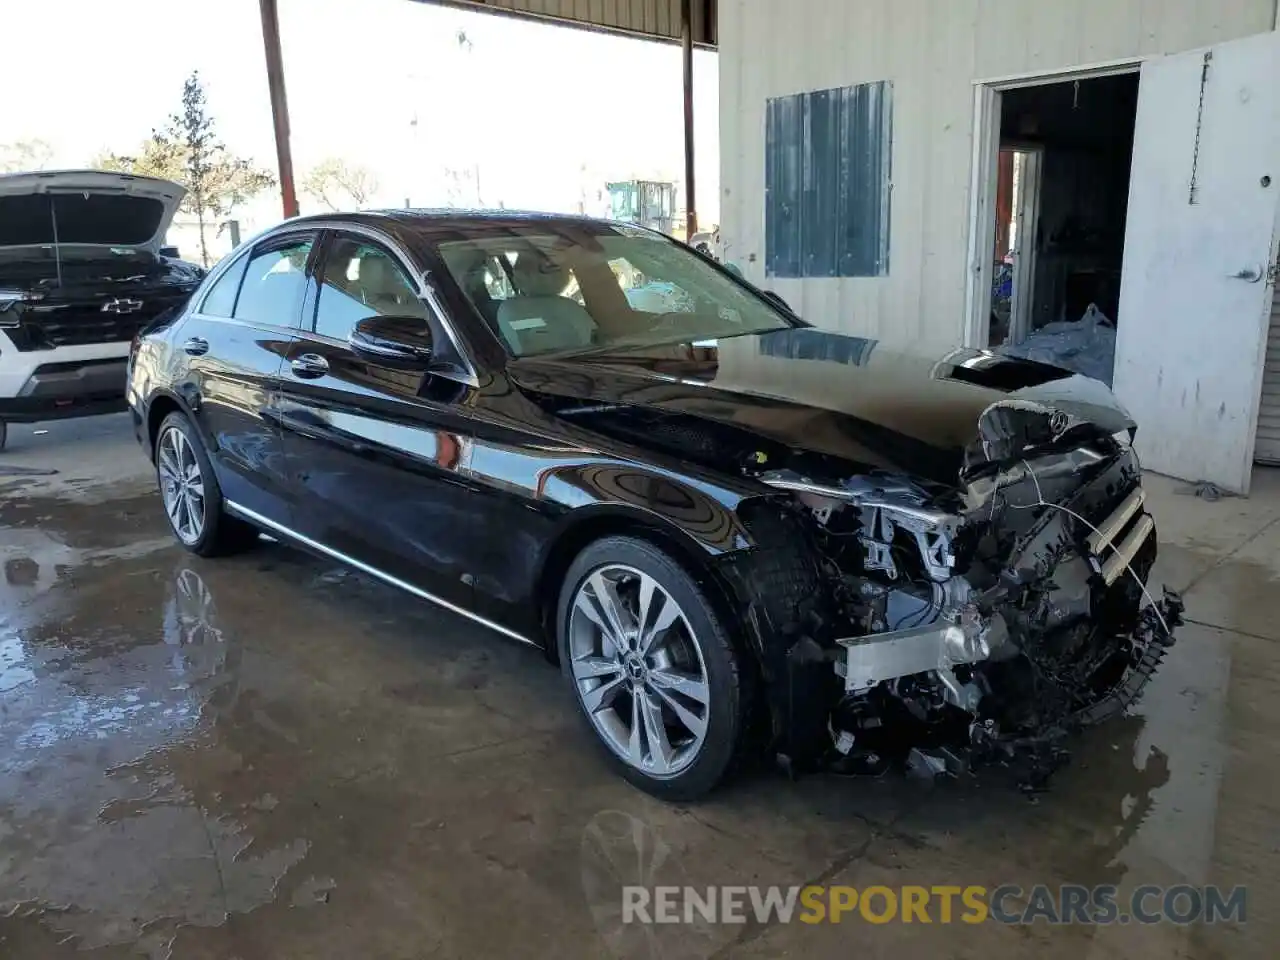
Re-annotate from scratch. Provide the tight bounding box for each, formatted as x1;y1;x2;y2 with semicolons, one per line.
0;171;192;350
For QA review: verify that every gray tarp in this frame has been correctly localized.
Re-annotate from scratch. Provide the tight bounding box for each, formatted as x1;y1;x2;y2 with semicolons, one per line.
1000;304;1116;386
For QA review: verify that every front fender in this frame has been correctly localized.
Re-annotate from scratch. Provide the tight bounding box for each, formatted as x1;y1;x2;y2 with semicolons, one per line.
535;460;755;555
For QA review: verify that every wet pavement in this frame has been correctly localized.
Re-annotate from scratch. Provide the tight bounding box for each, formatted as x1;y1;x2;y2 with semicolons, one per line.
2;414;1279;959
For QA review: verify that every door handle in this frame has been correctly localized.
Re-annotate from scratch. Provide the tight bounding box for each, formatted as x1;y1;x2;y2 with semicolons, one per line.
1230;265;1263;283
182;337;209;356
290;353;329;378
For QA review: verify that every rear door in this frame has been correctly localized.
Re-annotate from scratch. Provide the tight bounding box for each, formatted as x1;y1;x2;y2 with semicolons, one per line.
277;229;479;609
179;230;316;524
1114;30;1280;493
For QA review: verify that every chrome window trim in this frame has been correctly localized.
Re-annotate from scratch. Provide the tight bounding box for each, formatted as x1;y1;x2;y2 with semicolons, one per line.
196;225;317;319
224;499;539;648
291;327;350;350
181;312;298;336
195;247;249;317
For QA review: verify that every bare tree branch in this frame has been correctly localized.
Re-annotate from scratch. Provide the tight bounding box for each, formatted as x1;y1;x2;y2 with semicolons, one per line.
300;158;380;212
0;138;55;172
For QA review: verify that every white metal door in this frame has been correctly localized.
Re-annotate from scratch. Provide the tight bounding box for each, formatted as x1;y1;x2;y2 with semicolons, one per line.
1113;30;1280;494
1009;149;1043;344
1256;289;1280;463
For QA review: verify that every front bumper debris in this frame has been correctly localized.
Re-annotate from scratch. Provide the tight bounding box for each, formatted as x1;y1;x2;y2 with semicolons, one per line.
968;587;1185;791
835;612;1010;693
1060;586;1184;729
827;586;1184;786
1086;485;1156;586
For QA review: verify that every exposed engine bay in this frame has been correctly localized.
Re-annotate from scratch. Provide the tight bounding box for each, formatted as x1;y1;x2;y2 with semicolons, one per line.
551;396;1185;789
747;436;1183;787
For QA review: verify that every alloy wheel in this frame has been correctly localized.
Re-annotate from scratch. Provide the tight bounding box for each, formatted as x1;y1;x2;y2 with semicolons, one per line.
567;564;711;779
158;427;206;545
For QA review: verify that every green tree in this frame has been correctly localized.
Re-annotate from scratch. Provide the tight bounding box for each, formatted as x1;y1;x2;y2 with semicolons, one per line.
96;72;275;265
92;138;185;182
300;157;379;211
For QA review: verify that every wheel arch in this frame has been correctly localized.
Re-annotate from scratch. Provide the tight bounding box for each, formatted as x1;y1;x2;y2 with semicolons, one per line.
533;505;747;666
144;387;215;463
145;391;191;461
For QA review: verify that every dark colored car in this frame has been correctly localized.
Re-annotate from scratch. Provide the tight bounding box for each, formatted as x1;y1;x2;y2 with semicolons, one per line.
127;211;1182;799
0;171;204;450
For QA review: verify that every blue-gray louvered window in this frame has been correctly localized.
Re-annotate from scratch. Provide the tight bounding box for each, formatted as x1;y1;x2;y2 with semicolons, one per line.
765;81;893;279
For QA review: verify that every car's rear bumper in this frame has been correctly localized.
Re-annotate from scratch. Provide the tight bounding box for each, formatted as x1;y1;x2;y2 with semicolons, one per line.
0;356;128;423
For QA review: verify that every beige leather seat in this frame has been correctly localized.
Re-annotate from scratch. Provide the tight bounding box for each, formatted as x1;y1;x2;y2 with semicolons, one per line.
359;253;413;313
495;253;595;354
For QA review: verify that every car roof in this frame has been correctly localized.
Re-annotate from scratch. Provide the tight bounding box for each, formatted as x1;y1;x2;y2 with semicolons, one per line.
299;208;609;226
279;208;649;247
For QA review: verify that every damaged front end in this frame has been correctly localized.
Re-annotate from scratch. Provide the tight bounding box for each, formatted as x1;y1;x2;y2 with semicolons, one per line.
727;414;1183;787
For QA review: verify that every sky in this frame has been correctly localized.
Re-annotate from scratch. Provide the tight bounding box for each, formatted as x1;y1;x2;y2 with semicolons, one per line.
2;0;719;254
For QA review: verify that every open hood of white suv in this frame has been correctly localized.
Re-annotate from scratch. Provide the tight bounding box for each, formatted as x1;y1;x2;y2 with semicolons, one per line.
0;170;186;254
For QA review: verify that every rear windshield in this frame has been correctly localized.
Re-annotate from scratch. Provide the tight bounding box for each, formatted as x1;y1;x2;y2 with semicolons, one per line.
0;193;165;246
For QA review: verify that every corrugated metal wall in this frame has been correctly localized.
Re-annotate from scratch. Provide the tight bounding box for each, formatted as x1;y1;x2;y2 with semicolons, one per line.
430;0;716;45
1256;293;1280;462
719;0;1275;354
765;81;892;278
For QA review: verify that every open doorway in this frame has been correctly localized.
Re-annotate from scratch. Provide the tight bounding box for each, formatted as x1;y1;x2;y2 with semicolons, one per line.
980;71;1139;384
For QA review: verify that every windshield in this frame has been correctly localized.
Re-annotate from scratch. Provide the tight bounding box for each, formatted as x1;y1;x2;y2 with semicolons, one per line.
435;223;793;357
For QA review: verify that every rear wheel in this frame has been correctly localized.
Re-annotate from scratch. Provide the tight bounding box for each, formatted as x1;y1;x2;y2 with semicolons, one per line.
557;536;745;800
155;412;257;556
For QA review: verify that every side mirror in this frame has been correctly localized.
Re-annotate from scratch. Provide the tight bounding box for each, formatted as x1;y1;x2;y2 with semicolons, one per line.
723;262;744;279
349;315;434;368
158;245;180;258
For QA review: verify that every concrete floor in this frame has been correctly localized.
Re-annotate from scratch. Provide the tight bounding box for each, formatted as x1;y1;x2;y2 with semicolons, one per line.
2;414;1278;959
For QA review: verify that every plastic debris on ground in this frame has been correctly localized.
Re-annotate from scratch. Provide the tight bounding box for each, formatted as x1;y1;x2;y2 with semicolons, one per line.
999;303;1116;386
1175;480;1237;502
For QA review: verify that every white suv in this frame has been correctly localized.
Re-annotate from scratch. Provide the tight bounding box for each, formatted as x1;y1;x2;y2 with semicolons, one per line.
0;170;202;450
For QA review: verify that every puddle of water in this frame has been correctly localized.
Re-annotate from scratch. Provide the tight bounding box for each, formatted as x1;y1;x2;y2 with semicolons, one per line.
0;635;36;692
0;560;311;954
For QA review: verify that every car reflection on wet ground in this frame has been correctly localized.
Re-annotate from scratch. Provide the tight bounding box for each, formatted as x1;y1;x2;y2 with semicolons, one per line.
1;415;1278;959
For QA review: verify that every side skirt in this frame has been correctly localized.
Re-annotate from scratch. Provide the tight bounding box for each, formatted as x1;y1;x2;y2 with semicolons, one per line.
224;499;542;649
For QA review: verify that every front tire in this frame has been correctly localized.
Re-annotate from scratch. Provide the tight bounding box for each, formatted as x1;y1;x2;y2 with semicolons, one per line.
557;536;745;800
155;412;257;556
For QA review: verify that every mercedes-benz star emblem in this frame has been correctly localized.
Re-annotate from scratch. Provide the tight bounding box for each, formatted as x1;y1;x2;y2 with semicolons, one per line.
1049;411;1069;436
102;298;144;314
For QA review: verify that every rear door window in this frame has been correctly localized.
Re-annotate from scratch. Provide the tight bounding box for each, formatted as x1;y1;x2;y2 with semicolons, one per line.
232;236;314;327
199;253;249;317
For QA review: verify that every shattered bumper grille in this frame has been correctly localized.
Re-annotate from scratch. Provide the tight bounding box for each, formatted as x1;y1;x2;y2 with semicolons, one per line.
1085;486;1155;585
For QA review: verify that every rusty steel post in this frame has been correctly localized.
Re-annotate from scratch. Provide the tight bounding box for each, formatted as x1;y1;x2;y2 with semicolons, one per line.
259;0;299;218
682;0;697;239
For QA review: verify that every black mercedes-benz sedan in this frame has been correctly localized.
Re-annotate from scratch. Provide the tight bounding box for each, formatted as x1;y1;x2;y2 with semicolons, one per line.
128;210;1182;799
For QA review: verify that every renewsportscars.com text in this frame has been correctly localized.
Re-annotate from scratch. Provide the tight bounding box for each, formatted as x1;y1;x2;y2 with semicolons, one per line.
621;884;1247;926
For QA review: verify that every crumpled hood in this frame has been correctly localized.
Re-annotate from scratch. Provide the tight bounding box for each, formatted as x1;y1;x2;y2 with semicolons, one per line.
507;328;1136;486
